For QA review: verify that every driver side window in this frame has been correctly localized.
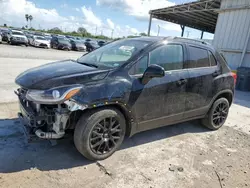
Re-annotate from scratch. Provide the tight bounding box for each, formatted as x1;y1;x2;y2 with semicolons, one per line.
129;55;148;75
149;44;184;71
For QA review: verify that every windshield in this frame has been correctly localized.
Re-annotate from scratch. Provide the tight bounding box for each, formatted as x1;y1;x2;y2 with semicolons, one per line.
35;36;46;40
58;38;70;43
12;31;24;35
77;39;151;69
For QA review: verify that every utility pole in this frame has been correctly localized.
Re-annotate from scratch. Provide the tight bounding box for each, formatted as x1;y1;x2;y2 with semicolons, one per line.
111;29;114;39
186;31;190;38
95;26;97;36
157;25;160;36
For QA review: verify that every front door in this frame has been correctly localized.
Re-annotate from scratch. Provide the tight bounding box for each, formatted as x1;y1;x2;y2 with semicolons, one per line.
128;43;189;132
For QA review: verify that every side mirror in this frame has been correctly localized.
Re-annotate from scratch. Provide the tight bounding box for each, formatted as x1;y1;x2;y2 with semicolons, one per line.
141;64;165;85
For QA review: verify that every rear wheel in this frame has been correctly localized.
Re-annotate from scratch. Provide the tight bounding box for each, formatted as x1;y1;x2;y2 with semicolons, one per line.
74;108;126;160
201;98;229;130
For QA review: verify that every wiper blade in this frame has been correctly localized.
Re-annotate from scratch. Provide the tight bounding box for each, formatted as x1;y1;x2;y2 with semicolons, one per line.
77;61;98;68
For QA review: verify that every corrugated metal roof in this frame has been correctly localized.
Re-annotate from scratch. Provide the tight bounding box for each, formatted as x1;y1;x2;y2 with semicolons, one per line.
150;0;221;33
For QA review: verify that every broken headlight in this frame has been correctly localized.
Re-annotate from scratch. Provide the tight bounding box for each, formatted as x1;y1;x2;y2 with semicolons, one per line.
26;85;82;104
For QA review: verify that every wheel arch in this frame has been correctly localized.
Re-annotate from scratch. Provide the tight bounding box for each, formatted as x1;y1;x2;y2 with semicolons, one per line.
211;89;234;107
70;103;134;137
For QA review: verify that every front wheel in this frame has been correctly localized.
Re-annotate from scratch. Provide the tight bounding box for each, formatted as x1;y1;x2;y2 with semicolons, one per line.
74;108;126;160
201;98;229;130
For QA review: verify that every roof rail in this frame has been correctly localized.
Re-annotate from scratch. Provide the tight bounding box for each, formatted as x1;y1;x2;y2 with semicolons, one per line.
173;37;208;45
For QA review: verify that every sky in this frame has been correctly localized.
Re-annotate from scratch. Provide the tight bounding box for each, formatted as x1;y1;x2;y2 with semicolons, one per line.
0;0;214;39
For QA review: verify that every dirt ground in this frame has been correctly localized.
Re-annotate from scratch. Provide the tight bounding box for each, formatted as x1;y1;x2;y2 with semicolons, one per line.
0;90;250;188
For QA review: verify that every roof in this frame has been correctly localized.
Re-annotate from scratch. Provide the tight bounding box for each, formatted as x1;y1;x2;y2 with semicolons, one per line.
150;0;221;33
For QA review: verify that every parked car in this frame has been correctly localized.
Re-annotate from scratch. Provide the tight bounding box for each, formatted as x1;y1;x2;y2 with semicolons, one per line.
70;39;86;51
26;34;33;45
51;36;71;50
15;37;235;160
98;40;106;47
85;41;99;52
0;32;2;44
9;30;28;46
1;30;11;42
30;35;51;48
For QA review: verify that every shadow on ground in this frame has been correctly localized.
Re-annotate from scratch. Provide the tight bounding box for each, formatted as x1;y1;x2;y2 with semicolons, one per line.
0;118;208;173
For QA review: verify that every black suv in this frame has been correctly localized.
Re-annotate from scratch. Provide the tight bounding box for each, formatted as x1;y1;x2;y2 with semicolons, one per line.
51;36;71;50
15;37;235;160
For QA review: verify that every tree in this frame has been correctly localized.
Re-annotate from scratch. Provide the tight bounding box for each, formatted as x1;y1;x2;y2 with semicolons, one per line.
48;27;63;34
25;14;29;26
140;32;147;36
3;23;7;27
77;27;87;36
28;15;33;28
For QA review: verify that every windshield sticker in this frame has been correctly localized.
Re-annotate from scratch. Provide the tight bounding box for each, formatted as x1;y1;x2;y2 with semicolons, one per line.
119;46;135;51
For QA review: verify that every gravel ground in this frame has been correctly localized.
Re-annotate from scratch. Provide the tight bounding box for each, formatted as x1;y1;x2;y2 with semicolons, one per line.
0;44;250;188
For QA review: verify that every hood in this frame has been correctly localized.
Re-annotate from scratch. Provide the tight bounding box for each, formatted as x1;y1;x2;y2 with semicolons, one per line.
12;34;27;39
15;60;109;90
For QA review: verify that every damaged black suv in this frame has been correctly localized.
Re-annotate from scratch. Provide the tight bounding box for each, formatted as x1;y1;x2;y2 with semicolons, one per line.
15;37;235;160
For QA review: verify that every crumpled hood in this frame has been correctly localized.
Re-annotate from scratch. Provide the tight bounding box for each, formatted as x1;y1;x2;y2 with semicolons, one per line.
15;60;108;90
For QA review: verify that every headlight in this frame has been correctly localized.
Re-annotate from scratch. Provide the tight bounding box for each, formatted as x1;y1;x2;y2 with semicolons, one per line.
26;85;82;104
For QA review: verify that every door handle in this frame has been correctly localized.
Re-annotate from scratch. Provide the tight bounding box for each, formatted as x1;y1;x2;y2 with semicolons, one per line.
212;71;220;77
177;79;187;86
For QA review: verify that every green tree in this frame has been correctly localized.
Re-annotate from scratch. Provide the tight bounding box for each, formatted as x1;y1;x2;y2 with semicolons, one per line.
77;27;87;35
140;32;147;36
25;14;29;26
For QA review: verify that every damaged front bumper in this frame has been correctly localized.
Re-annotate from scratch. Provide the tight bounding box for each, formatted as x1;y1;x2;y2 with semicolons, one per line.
16;88;71;141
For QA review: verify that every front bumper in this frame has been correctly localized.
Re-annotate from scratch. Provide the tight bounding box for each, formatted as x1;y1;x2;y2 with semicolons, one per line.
16;88;70;140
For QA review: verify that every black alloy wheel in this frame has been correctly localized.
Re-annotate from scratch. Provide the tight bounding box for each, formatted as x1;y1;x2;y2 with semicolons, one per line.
74;108;126;160
212;102;228;127
201;97;230;130
90;117;121;155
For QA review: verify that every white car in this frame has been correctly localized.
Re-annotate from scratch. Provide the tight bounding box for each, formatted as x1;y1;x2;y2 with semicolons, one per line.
9;30;28;46
31;35;51;48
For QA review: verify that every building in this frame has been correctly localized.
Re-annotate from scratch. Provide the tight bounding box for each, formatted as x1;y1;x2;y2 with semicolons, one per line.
148;0;250;70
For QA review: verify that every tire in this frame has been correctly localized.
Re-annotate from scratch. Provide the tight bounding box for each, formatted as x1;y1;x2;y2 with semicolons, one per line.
74;108;126;160
201;98;229;130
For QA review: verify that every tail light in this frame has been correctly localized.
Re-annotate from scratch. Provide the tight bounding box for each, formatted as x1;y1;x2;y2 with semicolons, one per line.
231;72;237;85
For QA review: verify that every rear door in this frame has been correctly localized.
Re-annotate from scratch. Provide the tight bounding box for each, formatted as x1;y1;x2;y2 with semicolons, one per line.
184;45;219;118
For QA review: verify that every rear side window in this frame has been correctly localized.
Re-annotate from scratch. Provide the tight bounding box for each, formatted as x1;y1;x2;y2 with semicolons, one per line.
209;51;217;66
188;46;210;68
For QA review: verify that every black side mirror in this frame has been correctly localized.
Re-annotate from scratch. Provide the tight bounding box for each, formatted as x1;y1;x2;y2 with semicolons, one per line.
141;64;165;85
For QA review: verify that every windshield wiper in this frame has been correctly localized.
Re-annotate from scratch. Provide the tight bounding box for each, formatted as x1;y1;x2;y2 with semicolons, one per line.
77;61;98;68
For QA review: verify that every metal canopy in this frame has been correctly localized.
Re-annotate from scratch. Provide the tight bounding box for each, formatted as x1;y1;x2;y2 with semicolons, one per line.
149;0;221;35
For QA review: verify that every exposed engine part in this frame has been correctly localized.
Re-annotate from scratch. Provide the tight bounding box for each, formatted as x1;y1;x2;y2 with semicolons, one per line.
35;129;64;139
35;105;70;139
36;104;41;125
52;106;70;135
64;100;88;111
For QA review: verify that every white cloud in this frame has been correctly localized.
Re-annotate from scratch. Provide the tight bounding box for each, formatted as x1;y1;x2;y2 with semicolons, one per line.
106;18;114;29
97;0;175;21
0;0;67;29
75;8;80;12
81;6;102;27
0;0;143;38
159;22;182;32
